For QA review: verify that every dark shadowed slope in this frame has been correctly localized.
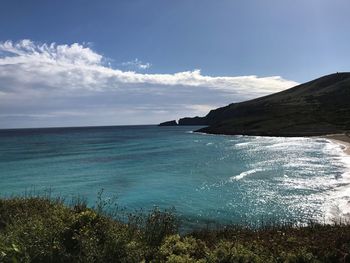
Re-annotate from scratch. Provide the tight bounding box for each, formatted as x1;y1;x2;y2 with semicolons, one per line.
163;73;350;136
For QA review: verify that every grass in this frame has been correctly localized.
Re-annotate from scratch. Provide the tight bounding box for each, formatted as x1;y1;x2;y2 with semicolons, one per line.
0;194;350;262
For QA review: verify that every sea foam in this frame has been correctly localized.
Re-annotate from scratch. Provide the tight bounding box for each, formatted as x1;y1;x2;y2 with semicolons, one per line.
323;139;350;223
230;168;264;181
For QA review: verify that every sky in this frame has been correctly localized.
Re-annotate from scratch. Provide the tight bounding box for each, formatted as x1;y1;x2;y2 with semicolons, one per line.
0;0;349;128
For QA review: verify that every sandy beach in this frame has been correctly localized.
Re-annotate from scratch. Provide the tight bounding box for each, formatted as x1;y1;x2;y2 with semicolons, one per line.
323;133;350;155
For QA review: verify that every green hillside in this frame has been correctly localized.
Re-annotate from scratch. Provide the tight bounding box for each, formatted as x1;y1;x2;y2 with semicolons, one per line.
171;73;350;136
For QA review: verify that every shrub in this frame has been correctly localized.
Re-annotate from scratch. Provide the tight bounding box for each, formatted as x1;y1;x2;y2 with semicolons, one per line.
0;240;25;263
281;250;319;263
164;254;206;263
143;207;179;247
208;241;266;263
1;214;69;262
157;234;208;262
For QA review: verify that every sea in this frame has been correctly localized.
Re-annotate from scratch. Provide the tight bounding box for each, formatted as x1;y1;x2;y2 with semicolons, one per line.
0;125;349;228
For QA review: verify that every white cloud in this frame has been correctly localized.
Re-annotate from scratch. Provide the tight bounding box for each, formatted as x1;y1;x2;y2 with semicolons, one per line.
121;58;151;70
0;40;299;128
185;104;220;116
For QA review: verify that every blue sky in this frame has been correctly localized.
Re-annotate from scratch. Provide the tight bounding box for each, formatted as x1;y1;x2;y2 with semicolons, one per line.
0;0;349;128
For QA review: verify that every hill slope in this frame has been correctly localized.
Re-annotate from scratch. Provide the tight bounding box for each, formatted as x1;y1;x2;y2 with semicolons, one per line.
176;73;350;136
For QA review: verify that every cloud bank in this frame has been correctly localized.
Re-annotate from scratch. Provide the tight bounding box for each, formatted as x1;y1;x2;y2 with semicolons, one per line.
0;40;299;128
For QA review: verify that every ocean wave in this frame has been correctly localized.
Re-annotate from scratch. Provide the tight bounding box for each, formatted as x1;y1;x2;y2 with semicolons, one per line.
234;141;253;148
229;168;264;181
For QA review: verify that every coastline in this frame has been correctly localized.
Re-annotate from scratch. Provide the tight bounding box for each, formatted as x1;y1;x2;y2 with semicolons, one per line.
194;129;350;155
323;133;350;155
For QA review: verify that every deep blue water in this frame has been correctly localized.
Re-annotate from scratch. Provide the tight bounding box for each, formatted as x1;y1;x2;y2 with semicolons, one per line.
0;125;349;227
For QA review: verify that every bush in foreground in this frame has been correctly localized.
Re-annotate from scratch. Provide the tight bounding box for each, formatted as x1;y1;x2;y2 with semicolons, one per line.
0;196;350;262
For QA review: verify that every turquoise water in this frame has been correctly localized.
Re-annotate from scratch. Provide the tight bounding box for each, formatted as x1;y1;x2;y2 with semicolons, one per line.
0;125;349;227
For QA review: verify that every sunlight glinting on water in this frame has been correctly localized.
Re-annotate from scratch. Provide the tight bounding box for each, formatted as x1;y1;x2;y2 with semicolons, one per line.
0;126;349;227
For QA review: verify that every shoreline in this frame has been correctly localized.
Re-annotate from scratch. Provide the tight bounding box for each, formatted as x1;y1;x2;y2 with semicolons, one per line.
322;133;350;155
193;130;350;155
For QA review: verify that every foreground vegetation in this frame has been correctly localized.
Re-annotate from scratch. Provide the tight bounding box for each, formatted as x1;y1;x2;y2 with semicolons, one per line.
1;195;350;262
